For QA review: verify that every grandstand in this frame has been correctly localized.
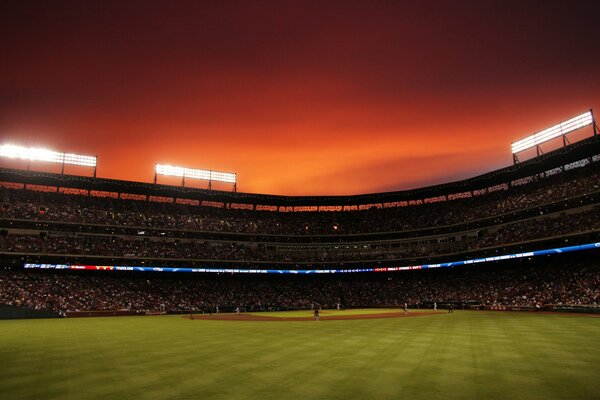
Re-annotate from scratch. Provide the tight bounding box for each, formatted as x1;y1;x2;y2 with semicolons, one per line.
1;112;600;316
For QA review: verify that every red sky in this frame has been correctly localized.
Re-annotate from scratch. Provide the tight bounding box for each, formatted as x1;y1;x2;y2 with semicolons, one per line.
1;0;599;195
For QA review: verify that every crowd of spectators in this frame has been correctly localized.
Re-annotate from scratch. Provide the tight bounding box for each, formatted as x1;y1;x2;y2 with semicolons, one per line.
3;235;263;261
1;163;600;236
1;259;599;313
273;206;600;261
3;205;599;262
0;161;599;266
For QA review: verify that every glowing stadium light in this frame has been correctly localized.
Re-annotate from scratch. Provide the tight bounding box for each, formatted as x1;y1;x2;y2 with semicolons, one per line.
511;111;594;154
210;170;237;184
155;164;186;178
155;164;237;190
156;164;236;183
0;144;97;167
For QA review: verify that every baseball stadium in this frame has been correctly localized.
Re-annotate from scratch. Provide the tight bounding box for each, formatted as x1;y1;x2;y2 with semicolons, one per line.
1;110;600;400
3;1;600;399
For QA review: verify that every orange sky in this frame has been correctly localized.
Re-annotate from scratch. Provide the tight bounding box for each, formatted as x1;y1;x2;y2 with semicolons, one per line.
1;0;599;195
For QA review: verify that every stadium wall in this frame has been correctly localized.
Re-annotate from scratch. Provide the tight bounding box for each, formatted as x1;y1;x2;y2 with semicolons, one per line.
0;304;59;319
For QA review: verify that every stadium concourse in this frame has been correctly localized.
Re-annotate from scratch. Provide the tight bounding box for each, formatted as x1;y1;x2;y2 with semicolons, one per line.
1;138;600;316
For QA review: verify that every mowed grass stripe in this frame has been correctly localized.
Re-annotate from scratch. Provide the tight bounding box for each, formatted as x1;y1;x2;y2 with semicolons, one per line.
1;311;599;400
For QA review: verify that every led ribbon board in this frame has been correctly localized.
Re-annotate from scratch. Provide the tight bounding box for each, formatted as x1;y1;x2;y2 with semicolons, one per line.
0;144;96;167
511;111;594;154
23;242;600;274
155;164;236;183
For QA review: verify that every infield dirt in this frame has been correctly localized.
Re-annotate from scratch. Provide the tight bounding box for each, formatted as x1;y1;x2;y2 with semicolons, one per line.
188;311;445;321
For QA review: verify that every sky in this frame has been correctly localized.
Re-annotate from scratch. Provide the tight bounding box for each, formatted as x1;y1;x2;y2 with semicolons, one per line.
1;0;599;195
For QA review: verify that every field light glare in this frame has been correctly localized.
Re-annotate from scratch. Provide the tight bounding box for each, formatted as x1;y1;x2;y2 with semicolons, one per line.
156;164;236;183
0;144;97;167
511;111;594;154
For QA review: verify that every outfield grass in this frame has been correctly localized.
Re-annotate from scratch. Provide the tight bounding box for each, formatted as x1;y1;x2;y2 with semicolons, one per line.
1;310;599;400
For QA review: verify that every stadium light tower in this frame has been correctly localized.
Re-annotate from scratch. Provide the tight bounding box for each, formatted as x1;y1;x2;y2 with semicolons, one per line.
154;164;237;192
0;144;97;177
511;110;597;164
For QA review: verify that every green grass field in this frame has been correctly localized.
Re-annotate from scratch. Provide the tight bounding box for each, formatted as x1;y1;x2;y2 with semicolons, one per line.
1;310;599;400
